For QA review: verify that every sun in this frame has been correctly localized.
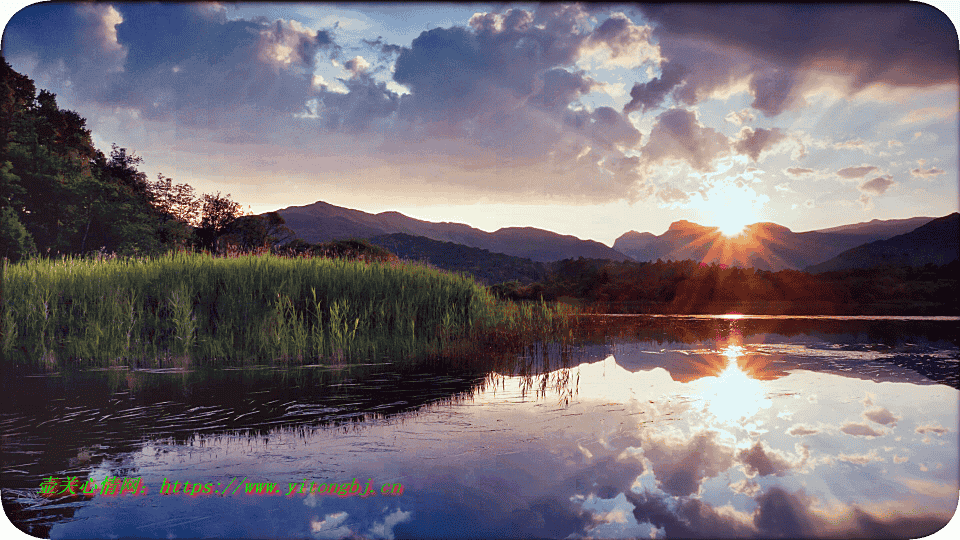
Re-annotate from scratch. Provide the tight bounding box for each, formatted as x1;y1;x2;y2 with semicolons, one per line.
716;215;751;237
698;182;767;237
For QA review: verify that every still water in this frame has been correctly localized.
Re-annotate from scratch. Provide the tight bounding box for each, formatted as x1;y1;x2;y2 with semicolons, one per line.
2;315;958;539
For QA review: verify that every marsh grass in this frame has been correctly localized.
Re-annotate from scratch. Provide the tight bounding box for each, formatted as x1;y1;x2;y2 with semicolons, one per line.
2;252;573;371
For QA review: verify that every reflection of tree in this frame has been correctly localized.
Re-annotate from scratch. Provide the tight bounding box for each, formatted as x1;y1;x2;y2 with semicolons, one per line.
503;257;958;315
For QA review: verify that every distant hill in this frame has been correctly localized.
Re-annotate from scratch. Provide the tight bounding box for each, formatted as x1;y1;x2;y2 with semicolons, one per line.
805;213;959;272
367;233;548;285
809;216;934;236
612;217;941;271
275;200;632;263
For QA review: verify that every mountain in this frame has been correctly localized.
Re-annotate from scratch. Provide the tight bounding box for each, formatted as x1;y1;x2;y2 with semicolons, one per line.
368;233;549;285
809;216;935;236
275;200;632;263
805;213;959;272
612;217;945;271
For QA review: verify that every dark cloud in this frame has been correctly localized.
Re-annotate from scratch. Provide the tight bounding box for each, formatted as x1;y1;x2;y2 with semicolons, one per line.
640;430;735;497
623;63;685;115
529;68;595;111
639;4;957;89
786;424;819;436
627;4;958;117
836;165;879;178
749;68;800;117
911;166;946;178
858;176;895;195
641;108;730;171
6;3;339;126
736;440;805;478
785;167;813;176
733;127;786;162
316;74;400;132
862;406;899;426
362;36;403;60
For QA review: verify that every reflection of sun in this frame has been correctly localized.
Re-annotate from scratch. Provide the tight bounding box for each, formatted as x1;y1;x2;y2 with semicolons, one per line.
694;345;772;425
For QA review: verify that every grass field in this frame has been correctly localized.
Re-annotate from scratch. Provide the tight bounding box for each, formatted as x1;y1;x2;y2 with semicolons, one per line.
1;252;573;371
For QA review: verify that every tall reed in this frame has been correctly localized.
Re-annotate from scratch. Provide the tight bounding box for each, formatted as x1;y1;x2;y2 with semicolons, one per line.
2;252;572;371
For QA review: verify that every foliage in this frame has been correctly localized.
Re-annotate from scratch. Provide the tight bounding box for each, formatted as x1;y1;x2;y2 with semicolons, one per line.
0;205;35;261
1;252;572;371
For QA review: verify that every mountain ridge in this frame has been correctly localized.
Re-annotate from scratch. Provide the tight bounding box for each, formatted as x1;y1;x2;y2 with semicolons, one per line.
277;200;632;263
272;200;948;270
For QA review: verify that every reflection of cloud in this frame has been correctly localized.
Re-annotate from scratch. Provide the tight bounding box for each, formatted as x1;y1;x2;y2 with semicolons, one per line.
366;508;412;540
640;430;735;496
862;406;900;426
786;424;820;437
737;440;809;477
840;421;886;438
310;511;352;539
836;165;879;179
835;449;884;464
915;423;948;435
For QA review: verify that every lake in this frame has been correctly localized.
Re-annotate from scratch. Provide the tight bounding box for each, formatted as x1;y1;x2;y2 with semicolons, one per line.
2;315;958;539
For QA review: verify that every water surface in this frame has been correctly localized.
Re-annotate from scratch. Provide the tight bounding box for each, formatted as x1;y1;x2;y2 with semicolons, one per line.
2;315;957;538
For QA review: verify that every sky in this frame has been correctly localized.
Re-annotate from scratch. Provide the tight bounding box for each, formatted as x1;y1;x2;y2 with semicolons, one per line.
1;2;958;246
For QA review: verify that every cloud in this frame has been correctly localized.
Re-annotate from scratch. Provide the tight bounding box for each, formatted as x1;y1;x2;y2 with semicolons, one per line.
641;108;730;171
315;73;400;132
785;167;813;176
637;4;958;106
733;127;787;161
724;108;756;126
581;13;660;68
899;106;957;125
858;176;895;195
623;63;685;115
836;165;879;179
7;3;340;127
840;421;886;438
344;55;371;75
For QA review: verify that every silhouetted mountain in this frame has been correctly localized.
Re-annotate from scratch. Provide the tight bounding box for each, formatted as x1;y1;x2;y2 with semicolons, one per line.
811;216;935;236
612;217;941;271
275;200;632;263
805;213;959;272
367;233;548;285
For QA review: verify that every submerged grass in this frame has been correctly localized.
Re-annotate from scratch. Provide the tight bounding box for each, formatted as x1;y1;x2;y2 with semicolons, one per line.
2;252;573;371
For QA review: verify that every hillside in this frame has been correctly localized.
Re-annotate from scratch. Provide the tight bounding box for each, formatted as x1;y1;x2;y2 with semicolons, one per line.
613;217;939;271
367;233;548;285
275;200;632;263
805;213;959;272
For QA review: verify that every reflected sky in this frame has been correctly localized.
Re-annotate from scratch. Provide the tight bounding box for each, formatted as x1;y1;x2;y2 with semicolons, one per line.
41;333;958;539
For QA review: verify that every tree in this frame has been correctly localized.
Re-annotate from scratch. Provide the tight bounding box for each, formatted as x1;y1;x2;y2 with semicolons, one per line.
0;205;36;261
194;192;243;253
